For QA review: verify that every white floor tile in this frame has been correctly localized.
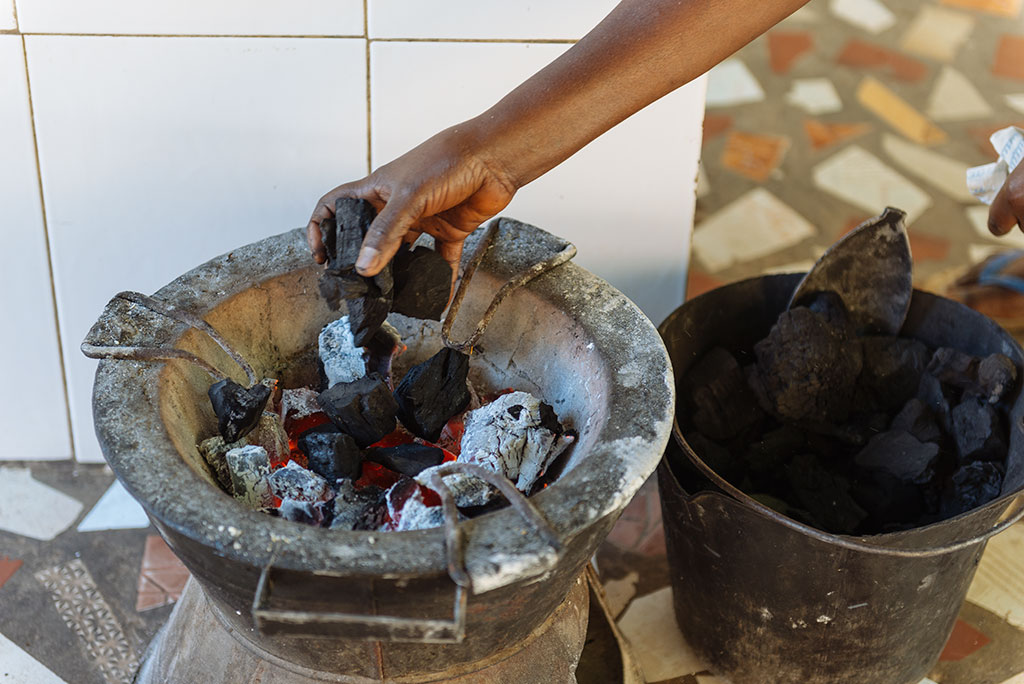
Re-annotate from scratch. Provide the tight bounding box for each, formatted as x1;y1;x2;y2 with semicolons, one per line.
926;66;993;122
785;77;843;115
370;41;705;326
618;586;707;681
15;0;362;36
813;145;932;226
76;480;150;531
0;633;67;684
369;0;617;40
829;0;896;34
0;36;71;460
881;133;974;202
0;466;83;540
26;36;368;462
706;59;765;108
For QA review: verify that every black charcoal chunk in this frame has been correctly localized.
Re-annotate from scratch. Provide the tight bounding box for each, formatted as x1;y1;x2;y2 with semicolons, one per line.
208;379;272;443
940;462;1004;519
786;453;867;534
977;354;1018;403
330;198;376;272
365;443;446;477
682;347;763;441
857;336;930;411
347;283;392;347
319;272;369;312
951;398;1007;462
917;373;954;434
804;291;852;330
891;398;943;444
364;322;403;383
394;347;471;442
750;306;863;424
318;375;398;447
854;430;938;483
297;425;363;480
268;462;331;503
391;245;453;320
851;470;924;529
927;350;1017;403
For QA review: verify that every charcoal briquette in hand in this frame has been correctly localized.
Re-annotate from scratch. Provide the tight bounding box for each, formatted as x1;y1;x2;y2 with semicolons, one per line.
394;347;471;442
347;282;393;347
853;429;938;483
365;443;446;477
391;245;453;320
208;379;272;443
940;461;1004;519
297;424;364;480
317;374;398;447
330;198;377;273
318;272;369;311
951;397;1007;462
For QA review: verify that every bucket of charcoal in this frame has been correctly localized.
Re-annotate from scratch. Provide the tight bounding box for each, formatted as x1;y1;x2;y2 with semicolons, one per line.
658;271;1024;684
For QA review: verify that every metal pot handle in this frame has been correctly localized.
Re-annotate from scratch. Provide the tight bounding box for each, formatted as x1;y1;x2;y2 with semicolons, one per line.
672;420;1024;558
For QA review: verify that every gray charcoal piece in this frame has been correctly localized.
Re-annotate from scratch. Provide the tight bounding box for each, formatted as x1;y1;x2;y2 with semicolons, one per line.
929;348;1019;404
951;398;1007;462
385;479;445;532
917;373;954;434
751;306;862;424
268;461;331;503
278;498;326;526
854;430;938;483
330;481;387;531
225;445;274;509
297;424;363;480
890;398;943;444
317;374;398;447
365;443;445;477
319;317;367;388
391;245;453;321
682;347;763;441
394;347;472;442
857;336;930;411
940;461;1004;519
198;436;235;494
280;387;323;425
976;354;1018;403
246;411;291;466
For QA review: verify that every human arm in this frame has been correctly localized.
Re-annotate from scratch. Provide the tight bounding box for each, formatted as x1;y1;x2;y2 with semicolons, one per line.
307;0;811;276
989;162;1024;236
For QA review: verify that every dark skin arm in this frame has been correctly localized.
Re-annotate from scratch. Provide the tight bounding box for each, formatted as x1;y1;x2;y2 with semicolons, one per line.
989;163;1024;237
307;0;811;277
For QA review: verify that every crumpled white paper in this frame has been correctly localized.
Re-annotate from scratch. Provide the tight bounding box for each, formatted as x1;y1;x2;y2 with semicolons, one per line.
967;126;1024;204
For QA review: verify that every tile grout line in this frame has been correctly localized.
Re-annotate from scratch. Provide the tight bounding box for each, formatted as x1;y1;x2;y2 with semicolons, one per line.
364;0;372;175
20;34;76;460
12;32;578;45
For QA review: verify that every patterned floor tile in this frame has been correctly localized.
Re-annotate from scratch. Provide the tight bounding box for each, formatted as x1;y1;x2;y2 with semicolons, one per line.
994;35;1024;81
0;466;83;541
0;555;22;589
785;77;843;114
803;119;872;150
701;114;733;142
35;559;140;684
899;5;975;63
705;59;765;108
617;586;707;682
767;31;814;74
927;66;995;122
881;133;975;202
940;618;992;661
828;0;896;34
966;522;1024;630
720;131;791;181
857;76;948;145
836;39;928;82
942;0;1022;17
77;481;150;532
0;632;68;683
812;145;933;224
135;535;189;612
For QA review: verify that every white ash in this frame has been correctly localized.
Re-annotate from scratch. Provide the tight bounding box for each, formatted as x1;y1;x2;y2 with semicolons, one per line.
278;498;327;525
225;445;274;509
384;481;445;531
459;391;572;492
267;461;331;503
414;467;496;508
319;316;367;387
279;387;322;424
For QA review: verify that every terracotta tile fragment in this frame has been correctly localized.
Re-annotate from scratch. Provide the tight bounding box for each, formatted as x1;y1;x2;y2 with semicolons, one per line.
993;35;1024;80
837;39;928;82
720;131;791;181
768;31;814;74
857;77;947;146
0;556;22;590
942;0;1022;17
136;534;190;612
909;232;951;262
686;269;724;300
702;114;733;143
803;119;872;150
940;619;991;660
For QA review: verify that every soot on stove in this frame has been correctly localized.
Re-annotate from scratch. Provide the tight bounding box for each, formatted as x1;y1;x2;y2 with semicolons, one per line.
678;292;1018;535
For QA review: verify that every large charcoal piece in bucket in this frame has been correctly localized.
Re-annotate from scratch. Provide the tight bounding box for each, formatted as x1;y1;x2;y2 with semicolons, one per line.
659;273;1024;684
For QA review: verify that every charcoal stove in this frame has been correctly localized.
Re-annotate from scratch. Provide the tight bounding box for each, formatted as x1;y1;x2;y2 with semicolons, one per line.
86;219;673;683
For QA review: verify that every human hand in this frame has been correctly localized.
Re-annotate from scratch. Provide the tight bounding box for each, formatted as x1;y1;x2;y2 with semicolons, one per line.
989;162;1024;236
306;124;519;280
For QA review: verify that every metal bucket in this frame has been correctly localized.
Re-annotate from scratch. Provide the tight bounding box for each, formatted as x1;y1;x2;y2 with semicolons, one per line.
657;273;1024;684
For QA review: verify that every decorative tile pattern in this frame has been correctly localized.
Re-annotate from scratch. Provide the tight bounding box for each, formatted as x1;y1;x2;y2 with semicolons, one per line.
813;145;932;224
767;31;814;74
899;6;975;62
135;535;189;612
617;586;707;681
0;633;67;684
942;0;1022;17
720;131;791;181
1008;95;1024;115
803;119;872;149
77;481;150;532
828;0;896;33
35;559;139;684
702;114;734;142
908;232;952;261
837;39;928;82
706;59;765;108
966;523;1024;630
881;133;974;202
785;77;842;114
857;76;947;145
940;619;992;661
993;35;1024;81
0;467;83;540
927;66;994;122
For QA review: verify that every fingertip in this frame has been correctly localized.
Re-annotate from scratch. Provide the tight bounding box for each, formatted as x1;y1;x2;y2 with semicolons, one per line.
355;247;382;275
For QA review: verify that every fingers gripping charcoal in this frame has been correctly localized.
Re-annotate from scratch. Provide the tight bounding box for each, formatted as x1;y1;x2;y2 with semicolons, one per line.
208;379;272;443
365;443;446;477
317;374;398;447
394;347;471;442
391;245;453;320
297;424;364;480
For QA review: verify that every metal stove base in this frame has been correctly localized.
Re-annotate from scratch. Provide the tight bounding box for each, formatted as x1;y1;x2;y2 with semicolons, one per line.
135;574;589;684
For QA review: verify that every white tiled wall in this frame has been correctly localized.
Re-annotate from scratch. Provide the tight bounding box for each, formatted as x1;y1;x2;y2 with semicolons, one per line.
0;0;14;31
2;5;705;462
0;36;71;459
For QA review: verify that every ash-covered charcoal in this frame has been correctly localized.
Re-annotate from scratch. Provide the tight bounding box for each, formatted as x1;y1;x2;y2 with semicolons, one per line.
198;436;235;493
458;391;574;492
682;347;763;441
928;349;1019;404
394;347;472;442
297;424;363;480
268;461;332;503
365;443;445;477
225;445;274;509
891;398;943;444
330;481;388;531
278;498;330;526
279;387;323;428
917;373;955;434
415;466;497;508
385;477;444;531
391;245;453;320
208;379;272;442
951;398;1007;462
853;430;938;483
856;337;930;411
347;284;392;347
976;354;1018;403
319;317;367;388
940;461;1004;519
318;374;398;447
786;453;868;534
749;306;863;424
364;322;404;384
246;411;291;466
